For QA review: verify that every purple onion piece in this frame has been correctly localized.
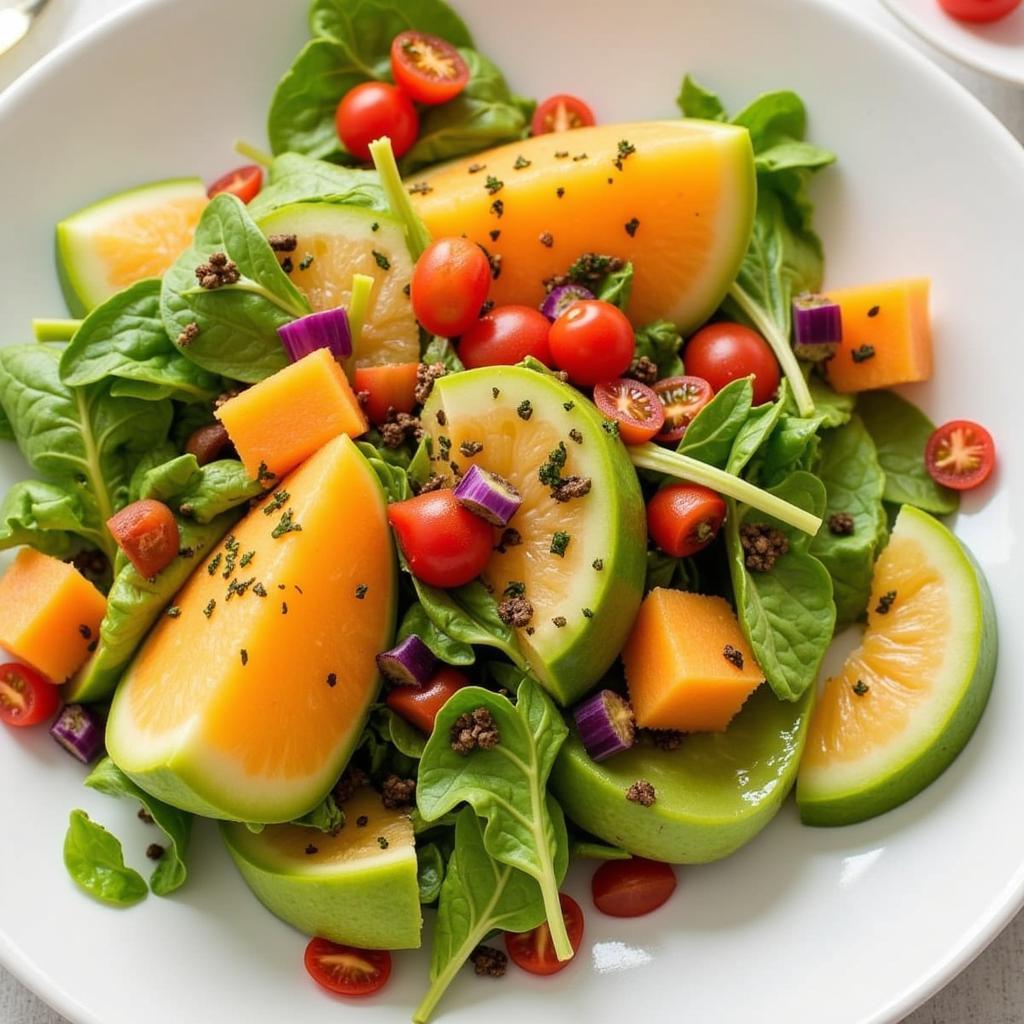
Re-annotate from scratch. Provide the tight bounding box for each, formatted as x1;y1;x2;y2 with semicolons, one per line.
376;634;437;687
540;284;595;321
277;307;352;363
574;689;636;762
792;293;842;362
50;704;104;764
452;464;522;527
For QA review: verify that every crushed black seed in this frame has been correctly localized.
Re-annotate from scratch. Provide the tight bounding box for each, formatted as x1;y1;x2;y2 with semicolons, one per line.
875;590;897;615
372;250;391;271
868;305;880;318
355;584;368;600
625;217;640;237
723;644;745;669
327;673;337;687
853;680;870;696
852;345;876;363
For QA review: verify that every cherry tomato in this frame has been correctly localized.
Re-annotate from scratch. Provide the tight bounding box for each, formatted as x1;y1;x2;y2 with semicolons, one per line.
938;0;1021;20
387;489;493;588
653;375;714;444
390;31;470;105
353;363;420;426
304;938;391;997
592;858;677;918
386;666;470;733
0;662;60;727
548;300;635;387
647;484;727;558
925;419;996;491
207;164;263;204
458;305;552;368
106;499;180;579
532;94;596;135
412;238;492;338
684;322;780;406
335;82;419;162
592;379;665;445
505;893;584;975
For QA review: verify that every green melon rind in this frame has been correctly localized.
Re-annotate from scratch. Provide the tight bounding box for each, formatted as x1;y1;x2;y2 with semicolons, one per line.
796;505;997;826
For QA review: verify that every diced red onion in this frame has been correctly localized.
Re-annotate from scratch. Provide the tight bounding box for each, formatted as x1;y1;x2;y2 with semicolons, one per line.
540;284;595;321
792;293;842;362
50;704;104;764
452;464;522;527
277;307;352;363
376;635;437;687
574;689;636;762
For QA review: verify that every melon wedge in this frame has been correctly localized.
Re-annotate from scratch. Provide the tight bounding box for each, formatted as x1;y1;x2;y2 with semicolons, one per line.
106;435;396;823
797;505;997;825
409;121;755;331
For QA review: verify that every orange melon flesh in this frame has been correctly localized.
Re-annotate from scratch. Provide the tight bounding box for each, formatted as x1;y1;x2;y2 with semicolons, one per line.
409;121;755;330
215;348;368;480
824;278;932;393
0;549;106;683
623;589;764;732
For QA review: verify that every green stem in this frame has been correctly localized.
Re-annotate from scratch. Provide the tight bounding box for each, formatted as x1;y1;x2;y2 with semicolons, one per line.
630;443;821;536
33;318;82;342
347;272;374;356
412;932;478;1024
368;137;432;260
728;281;815;418
182;277;307;319
234;139;274;169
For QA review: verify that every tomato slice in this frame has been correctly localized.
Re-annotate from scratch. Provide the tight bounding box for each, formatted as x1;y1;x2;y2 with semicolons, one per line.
938;0;1021;21
391;31;470;105
532;94;596;136
925;419;996;491
593;379;665;445
0;662;60;727
505;893;584;975
304;938;391;997
107;499;181;579
207;165;263;204
386;666;470;734
652;376;713;444
591;858;677;918
353;363;420;426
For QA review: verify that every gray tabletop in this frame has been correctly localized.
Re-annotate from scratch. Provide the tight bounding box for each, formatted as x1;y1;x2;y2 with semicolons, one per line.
1;1;1022;1022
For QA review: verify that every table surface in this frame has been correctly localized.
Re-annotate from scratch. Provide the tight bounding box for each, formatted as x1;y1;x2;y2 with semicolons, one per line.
1;1;1022;1022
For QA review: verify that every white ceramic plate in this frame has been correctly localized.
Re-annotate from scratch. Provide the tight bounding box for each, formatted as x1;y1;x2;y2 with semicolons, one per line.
881;0;1024;84
1;0;1023;1021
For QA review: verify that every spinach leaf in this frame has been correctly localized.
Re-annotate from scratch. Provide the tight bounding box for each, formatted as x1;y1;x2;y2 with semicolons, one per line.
60;280;219;404
399;602;475;666
161;194;311;382
856;390;959;515
416;841;446;904
408;435;433;488
63;810;148;907
594;260;634;312
421;335;465;372
726;380;789;476
808;375;855;428
645;548;699;595
310;0;472;51
633;320;684;378
677;75;727;122
357;440;412;502
84;758;192;896
753;413;823;487
246;152;387;220
0;480;94;559
678;376;754;468
376;706;427;760
290;794;345;833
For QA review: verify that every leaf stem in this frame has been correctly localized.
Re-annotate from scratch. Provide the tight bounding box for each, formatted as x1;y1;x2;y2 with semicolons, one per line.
347;272;374;356
413;931;479;1024
233;139;274;169
33;318;82;343
368;137;432;260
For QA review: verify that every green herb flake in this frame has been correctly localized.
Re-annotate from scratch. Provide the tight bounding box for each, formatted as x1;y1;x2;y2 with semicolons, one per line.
203;599;216;619
569;428;583;445
239;550;255;567
592;558;604;571
372;250;391;271
298;253;314;271
513;155;531;170
550;531;571;558
371;222;380;232
206;553;222;576
852;679;870;696
602;419;620;437
503;581;526;598
256;461;276;484
614;138;636;170
377;836;390;850
492;387;500;399
253;582;267;598
166;606;181;619
271;509;303;539
516;399;533;421
563;401;575;411
485;175;504;195
262;490;290;515
582;607;594;619
851;344;876;363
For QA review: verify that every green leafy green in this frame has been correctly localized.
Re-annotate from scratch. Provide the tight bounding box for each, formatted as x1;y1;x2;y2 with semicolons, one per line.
310;0;472;53
399;602;475;666
594;260;634;312
677;75;727;122
645;548;699;595
291;794;346;833
633;320;684;378
63;810;148;907
808;375;855;429
174;460;266;522
726;380;789;476
357;440;412;502
416;841;446;904
381;706;427;759
421;336;465;372
0;480;95;559
753;413;823;487
678;376;754;468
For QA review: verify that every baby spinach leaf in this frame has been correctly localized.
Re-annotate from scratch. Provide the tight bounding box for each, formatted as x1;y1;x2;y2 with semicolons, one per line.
752;413;823;487
594;259;634;312
677;75;727;122
416;841;446;904
0;480;94;559
246;153;387;221
174;460;265;522
357;440;412;502
421;335;465;372
808;375;855;428
726;380;789;476
310;0;472;52
645;548;700;595
399;602;475;666
290;794;345;834
63;810;148;907
633;320;684;379
678;376;754;468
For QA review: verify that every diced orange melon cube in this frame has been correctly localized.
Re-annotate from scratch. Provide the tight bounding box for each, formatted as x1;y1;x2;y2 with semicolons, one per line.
216;348;367;479
622;589;763;733
824;278;932;393
0;548;106;683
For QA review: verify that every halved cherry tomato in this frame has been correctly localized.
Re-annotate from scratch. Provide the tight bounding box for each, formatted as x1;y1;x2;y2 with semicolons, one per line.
592;858;677;918
925;419;996;491
207;164;263;204
684;322;780;406
593;379;665;445
548;300;635;387
106;499;180;579
387;489;493;588
335;82;419;162
532;94;596;136
458;305;552;368
653;376;714;444
0;662;60;728
938;0;1021;21
391;31;470;105
412;238;492;338
304;938;391;997
647;483;727;558
505;893;584;975
354;363;420;426
386;666;470;733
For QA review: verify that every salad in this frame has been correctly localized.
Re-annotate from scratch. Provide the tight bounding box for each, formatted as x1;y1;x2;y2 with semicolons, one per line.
0;0;1000;1018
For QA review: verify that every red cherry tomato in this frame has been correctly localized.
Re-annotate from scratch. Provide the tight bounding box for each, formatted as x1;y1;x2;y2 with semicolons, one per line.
647;484;727;558
592;379;665;445
548;301;635;387
0;662;60;727
653;376;714;444
107;499;180;579
388;489;493;588
386;666;470;733
925;419;996;491
532;94;596;135
207;165;263;204
335;82;419;162
412;238;492;338
304;938;391;997
458;305;552;368
937;0;1021;20
684;322;780;406
505;893;584;975
591;858;677;918
390;31;470;105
